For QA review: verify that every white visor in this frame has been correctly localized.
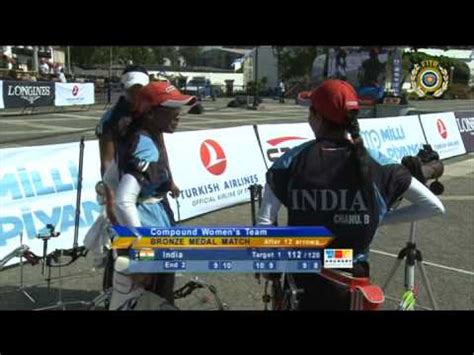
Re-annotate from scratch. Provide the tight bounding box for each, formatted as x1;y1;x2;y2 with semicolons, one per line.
121;71;150;89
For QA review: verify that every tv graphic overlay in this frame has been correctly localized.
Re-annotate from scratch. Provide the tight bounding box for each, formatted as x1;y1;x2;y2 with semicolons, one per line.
323;249;353;269
111;226;334;273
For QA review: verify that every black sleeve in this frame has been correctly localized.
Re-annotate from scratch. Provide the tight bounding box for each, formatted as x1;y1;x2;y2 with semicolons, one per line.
119;134;146;185
266;168;291;207
100;118;117;141
370;158;412;208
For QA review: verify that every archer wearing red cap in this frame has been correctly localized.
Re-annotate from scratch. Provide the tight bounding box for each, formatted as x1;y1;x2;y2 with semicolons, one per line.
108;82;196;310
257;79;444;310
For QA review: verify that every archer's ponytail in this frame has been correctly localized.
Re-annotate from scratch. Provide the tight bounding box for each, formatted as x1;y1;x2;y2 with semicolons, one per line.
346;112;371;186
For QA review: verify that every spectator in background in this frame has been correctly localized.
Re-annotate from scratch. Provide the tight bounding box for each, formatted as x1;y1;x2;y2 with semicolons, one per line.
279;80;286;103
335;48;347;80
39;58;50;76
58;67;67;83
360;48;386;87
0;54;9;69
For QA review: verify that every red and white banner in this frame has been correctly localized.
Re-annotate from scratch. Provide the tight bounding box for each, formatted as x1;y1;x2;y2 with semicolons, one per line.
163;126;268;221
54;83;95;107
255;123;314;168
419;112;466;160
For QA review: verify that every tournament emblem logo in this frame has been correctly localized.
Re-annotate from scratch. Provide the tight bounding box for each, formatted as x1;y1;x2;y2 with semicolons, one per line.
72;85;79;96
410;60;449;98
437;119;448;139
200;139;227;176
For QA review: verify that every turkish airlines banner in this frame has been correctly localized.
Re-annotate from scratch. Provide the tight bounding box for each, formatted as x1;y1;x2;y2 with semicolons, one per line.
419;112;466;160
163;126;268;221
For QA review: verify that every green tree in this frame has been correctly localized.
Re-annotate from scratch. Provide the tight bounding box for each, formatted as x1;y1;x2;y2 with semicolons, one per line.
178;46;202;67
70;46;176;67
276;46;318;81
70;46;110;67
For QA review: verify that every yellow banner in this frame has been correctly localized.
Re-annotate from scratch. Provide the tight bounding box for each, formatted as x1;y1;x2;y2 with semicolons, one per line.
112;237;334;249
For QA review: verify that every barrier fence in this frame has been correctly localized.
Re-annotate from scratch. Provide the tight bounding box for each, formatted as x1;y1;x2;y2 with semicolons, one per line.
0;111;472;264
0;80;95;110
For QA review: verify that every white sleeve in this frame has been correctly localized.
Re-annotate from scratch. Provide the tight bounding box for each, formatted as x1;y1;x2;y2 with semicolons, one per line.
257;183;282;226
381;177;445;225
103;160;120;192
115;174;142;227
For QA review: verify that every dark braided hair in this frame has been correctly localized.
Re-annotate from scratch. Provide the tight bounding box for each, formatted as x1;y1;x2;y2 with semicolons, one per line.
346;111;371;186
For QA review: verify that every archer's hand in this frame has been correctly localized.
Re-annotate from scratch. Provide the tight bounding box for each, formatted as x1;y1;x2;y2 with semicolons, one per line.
105;201;118;225
170;182;180;199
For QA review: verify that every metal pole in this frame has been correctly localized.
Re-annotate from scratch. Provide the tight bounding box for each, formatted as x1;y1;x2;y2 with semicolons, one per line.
32;46;39;73
73;137;85;249
253;47;259;108
109;47;112;82
67;46;71;75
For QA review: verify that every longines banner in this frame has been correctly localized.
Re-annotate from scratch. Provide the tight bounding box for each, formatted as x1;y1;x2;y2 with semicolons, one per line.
454;111;474;153
3;81;55;108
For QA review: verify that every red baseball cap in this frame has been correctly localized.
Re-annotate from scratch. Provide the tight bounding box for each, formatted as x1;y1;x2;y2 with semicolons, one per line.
134;81;197;114
298;79;360;125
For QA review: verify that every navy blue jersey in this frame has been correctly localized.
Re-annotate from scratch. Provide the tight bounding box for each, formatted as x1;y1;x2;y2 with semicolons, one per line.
118;130;172;199
96;96;133;150
266;138;411;255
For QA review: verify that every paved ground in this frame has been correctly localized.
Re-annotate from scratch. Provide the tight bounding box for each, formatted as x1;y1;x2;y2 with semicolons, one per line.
0;98;472;310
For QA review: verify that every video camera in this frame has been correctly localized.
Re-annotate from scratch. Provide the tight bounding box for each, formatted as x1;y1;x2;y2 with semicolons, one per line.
401;144;444;195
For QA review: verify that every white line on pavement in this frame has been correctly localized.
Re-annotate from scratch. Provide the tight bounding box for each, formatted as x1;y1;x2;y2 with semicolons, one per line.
0;120;84;132
181;116;306;126
370;249;474;276
50;113;101;120
439;195;474;201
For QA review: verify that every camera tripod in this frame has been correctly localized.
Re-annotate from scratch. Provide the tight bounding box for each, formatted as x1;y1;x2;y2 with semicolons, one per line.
382;222;438;311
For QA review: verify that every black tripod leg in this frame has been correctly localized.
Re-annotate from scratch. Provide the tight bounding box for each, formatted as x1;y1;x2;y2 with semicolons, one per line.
382;247;409;291
257;184;263;209
416;251;438;310
249;185;256;226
